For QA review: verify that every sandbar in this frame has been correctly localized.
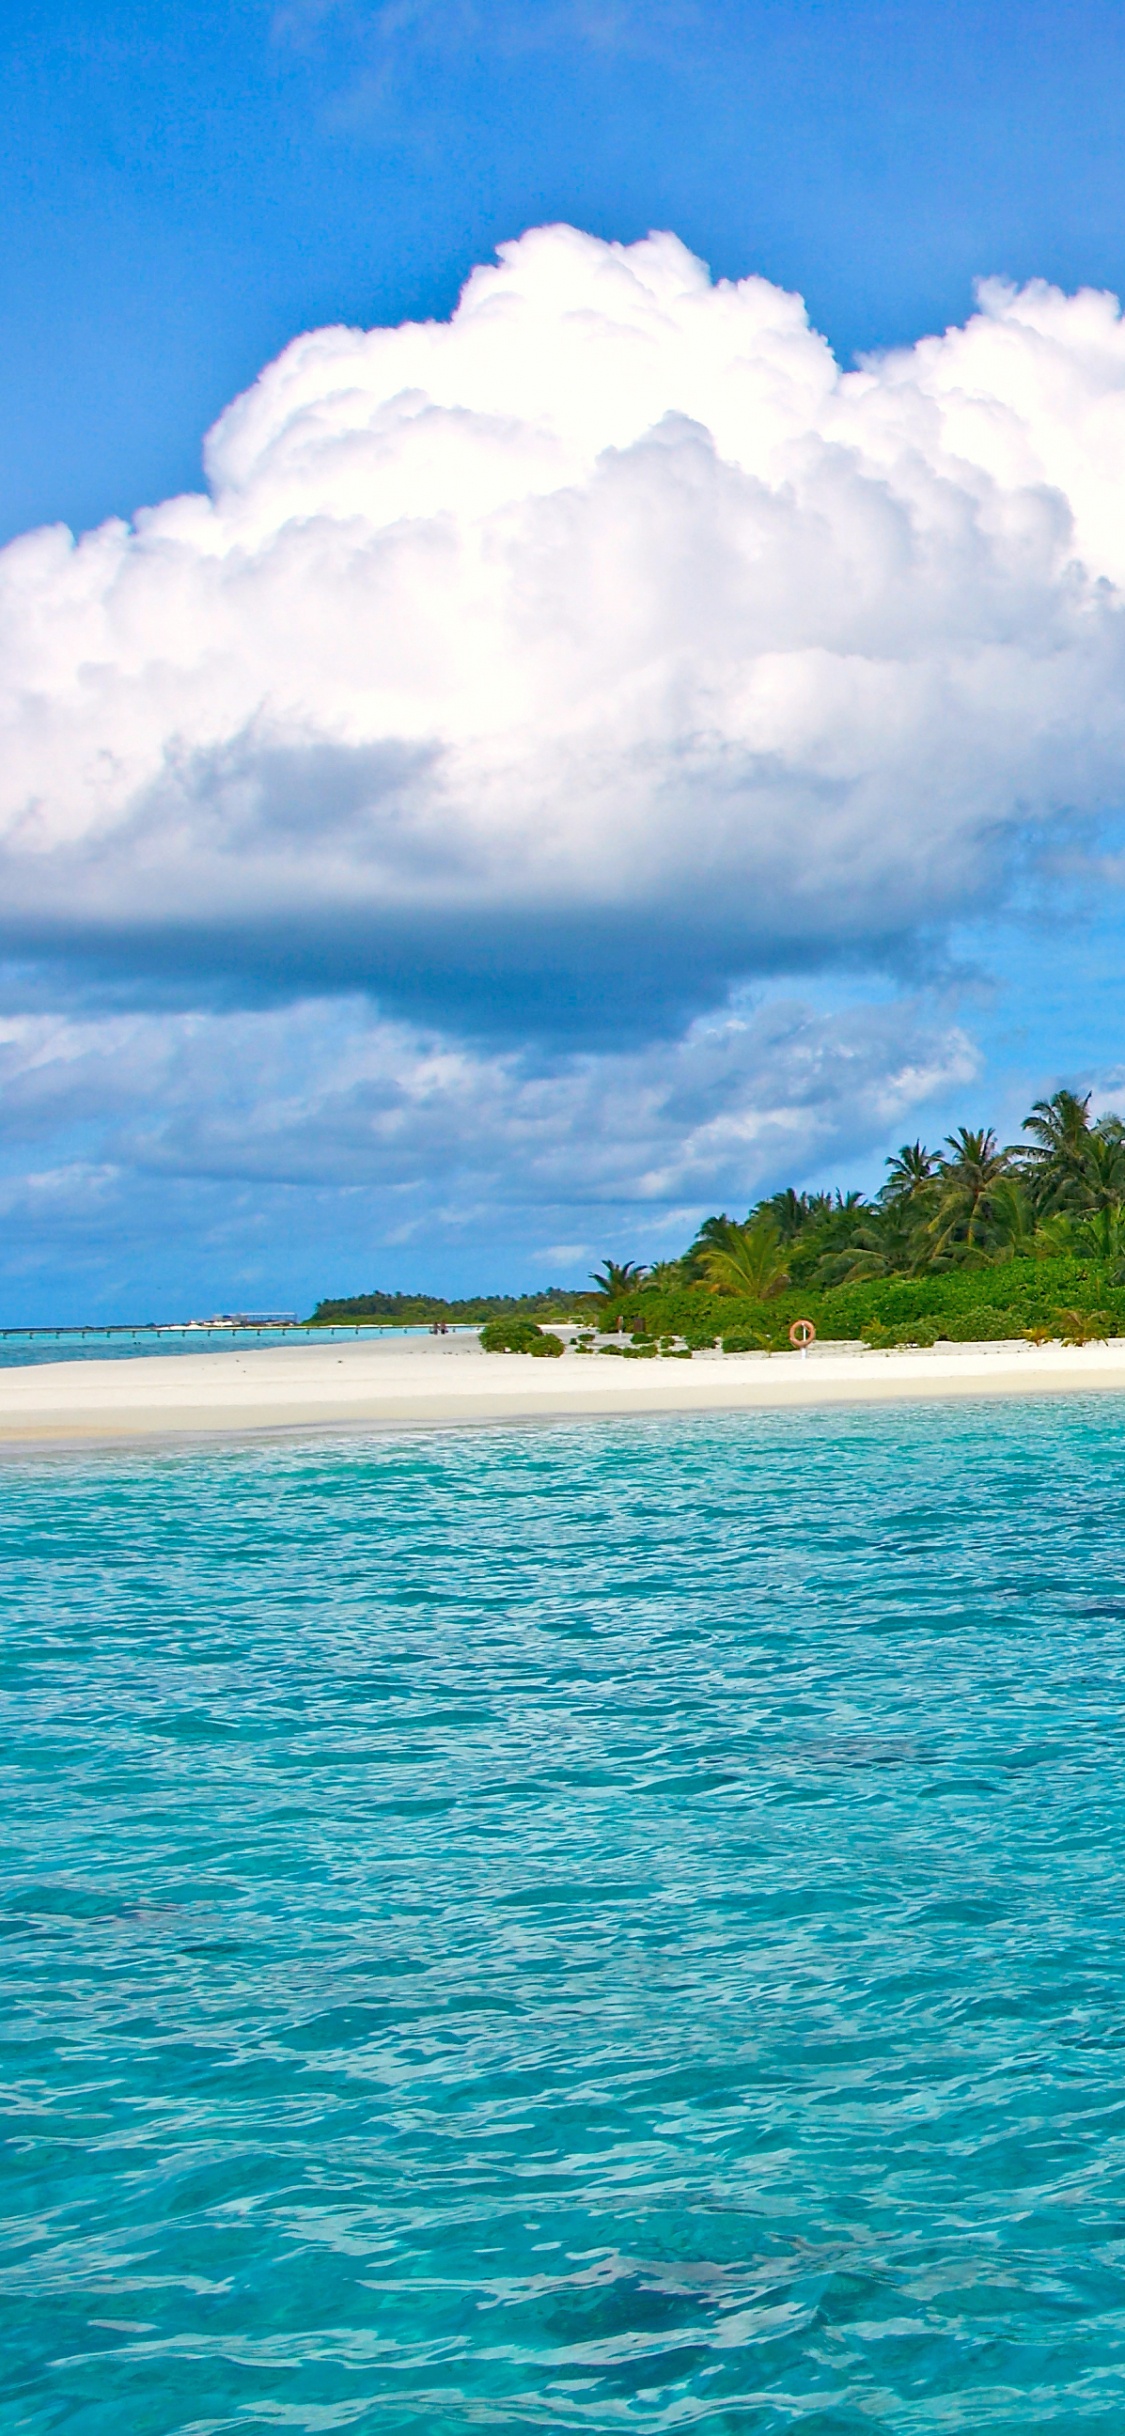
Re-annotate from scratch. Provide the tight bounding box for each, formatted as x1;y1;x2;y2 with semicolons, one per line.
4;1329;1125;1447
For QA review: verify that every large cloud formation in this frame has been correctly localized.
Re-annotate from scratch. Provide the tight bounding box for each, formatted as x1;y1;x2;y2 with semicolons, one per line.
8;226;1125;1304
6;224;1125;1025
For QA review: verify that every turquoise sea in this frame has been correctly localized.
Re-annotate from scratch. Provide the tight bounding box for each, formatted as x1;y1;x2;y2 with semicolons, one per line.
4;1399;1125;2432
0;1327;436;1370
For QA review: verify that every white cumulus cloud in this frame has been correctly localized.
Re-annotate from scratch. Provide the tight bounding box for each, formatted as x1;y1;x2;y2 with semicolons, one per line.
10;224;1125;1306
4;224;1125;1017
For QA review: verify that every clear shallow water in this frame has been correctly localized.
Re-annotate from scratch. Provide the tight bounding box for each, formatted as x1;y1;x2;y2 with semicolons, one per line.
0;1326;441;1369
4;1400;1125;2433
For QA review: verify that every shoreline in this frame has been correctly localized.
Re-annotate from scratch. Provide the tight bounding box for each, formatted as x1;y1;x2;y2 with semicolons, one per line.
5;1331;1125;1449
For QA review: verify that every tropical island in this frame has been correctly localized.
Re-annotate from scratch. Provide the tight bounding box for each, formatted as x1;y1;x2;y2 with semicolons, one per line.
10;1091;1125;1445
312;1090;1125;1351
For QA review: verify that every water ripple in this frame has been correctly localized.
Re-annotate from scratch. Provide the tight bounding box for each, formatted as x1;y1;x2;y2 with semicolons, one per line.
4;1400;1125;2429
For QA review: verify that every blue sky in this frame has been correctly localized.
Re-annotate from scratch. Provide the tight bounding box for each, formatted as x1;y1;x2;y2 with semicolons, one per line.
15;0;1125;547
5;0;1125;1316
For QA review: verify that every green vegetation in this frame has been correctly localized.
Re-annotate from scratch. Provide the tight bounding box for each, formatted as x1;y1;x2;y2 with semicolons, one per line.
309;1288;578;1327
599;1089;1125;1349
589;1260;648;1299
312;1090;1125;1354
478;1317;564;1356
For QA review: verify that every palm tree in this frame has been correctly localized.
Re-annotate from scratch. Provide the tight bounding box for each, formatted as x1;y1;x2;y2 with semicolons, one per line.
590;1259;647;1299
758;1187;812;1241
982;1176;1040;1261
685;1213;737;1277
1021;1088;1093;1169
881;1142;937;1204
1078;1130;1125;1211
809;1198;920;1286
694;1216;791;1300
1017;1088;1095;1210
868;1148;941;1275
644;1258;687;1292
690;1208;789;1279
1073;1203;1125;1262
781;1189;872;1286
1033;1210;1077;1257
756;1187;839;1241
930;1127;1011;1257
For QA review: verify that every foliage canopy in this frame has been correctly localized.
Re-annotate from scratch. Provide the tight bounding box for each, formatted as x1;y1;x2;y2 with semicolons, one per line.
588;1088;1125;1347
312;1091;1125;1352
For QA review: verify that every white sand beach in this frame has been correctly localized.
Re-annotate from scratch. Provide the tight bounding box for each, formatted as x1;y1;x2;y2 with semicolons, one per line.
5;1328;1125;1446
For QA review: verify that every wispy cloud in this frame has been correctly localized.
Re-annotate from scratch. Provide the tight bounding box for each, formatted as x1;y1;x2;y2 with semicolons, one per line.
0;987;973;1279
273;0;690;68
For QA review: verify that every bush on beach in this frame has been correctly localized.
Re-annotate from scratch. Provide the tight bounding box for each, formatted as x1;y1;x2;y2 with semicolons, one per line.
479;1318;564;1356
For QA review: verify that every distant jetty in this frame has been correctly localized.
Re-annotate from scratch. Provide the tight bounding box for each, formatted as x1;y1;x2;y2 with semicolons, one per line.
0;1315;301;1341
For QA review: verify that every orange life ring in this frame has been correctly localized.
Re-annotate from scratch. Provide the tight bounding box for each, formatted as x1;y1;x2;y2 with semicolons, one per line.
789;1318;816;1349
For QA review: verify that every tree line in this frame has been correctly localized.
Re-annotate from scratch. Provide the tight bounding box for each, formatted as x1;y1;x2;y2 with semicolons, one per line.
593;1089;1125;1303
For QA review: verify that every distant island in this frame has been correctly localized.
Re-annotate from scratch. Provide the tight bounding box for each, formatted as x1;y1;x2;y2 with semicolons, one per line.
309;1288;579;1327
311;1090;1125;1350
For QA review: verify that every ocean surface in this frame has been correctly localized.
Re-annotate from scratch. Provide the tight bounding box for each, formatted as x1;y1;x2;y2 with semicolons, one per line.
4;1399;1125;2432
0;1326;452;1369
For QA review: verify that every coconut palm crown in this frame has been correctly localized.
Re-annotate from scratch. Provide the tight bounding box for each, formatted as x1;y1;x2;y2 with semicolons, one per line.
691;1216;792;1300
590;1259;648;1298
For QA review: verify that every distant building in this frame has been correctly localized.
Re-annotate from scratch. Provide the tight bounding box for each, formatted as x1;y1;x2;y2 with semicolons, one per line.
210;1312;300;1326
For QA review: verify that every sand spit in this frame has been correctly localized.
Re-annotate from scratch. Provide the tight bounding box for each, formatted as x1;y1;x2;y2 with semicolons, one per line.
5;1329;1125;1446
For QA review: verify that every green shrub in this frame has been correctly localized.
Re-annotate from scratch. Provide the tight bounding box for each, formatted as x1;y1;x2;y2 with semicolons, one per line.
623;1254;1125;1357
479;1318;564;1356
721;1328;767;1353
939;1306;1015;1341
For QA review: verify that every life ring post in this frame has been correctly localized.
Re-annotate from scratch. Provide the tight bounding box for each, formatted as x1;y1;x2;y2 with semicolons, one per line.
789;1318;816;1359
